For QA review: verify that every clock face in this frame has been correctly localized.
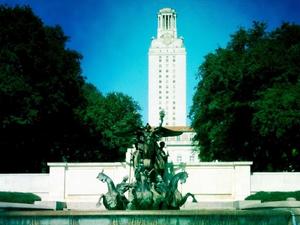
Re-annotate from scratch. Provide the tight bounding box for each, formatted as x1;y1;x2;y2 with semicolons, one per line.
161;33;173;45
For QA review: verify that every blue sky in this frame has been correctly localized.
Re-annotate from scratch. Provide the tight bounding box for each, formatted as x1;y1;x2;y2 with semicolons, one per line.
2;0;300;124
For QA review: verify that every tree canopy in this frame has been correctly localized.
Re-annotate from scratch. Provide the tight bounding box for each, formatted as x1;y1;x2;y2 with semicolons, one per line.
78;83;142;162
0;5;142;172
190;22;300;171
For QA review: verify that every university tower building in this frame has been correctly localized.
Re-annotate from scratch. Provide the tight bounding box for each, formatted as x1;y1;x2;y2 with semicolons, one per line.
148;8;186;127
147;8;198;164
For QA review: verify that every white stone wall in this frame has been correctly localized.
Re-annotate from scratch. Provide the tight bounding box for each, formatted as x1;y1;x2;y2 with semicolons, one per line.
1;163;300;203
0;174;49;200
48;162;129;202
0;162;252;202
251;172;300;193
180;162;252;201
51;161;252;202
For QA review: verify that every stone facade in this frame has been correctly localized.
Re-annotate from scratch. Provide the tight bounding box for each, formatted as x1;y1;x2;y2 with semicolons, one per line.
162;126;199;163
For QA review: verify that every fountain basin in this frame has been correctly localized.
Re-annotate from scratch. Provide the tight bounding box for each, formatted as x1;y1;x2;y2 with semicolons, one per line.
0;209;292;225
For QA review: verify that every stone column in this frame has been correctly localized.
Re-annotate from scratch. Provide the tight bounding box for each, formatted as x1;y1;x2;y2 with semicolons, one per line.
48;163;67;201
158;15;160;30
233;162;252;200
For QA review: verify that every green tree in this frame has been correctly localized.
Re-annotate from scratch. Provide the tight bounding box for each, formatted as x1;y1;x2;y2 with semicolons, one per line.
79;83;142;162
190;22;300;171
0;5;85;172
0;5;144;172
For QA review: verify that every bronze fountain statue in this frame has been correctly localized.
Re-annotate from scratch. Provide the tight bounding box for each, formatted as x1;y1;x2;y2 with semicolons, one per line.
96;112;197;210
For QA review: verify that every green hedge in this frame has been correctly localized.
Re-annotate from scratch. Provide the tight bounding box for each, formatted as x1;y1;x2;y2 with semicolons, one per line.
0;192;41;204
245;191;300;202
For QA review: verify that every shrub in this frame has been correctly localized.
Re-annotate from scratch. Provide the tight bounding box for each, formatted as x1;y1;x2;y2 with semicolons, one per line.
0;192;41;204
245;191;300;202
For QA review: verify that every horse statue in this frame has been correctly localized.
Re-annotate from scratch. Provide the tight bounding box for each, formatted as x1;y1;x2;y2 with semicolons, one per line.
96;171;129;210
163;171;197;209
150;175;168;209
129;171;153;210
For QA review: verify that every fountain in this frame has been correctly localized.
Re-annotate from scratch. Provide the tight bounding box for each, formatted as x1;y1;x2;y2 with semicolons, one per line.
96;112;197;210
0;113;297;224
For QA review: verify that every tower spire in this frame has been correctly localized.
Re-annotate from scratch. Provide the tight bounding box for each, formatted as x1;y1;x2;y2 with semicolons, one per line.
157;8;177;38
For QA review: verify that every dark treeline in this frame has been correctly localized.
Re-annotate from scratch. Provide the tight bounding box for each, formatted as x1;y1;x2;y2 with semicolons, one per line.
190;21;300;171
0;5;142;172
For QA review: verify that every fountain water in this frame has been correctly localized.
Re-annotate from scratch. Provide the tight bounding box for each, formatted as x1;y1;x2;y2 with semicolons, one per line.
0;209;291;225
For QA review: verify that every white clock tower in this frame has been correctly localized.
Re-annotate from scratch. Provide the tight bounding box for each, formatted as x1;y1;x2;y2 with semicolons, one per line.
148;8;186;126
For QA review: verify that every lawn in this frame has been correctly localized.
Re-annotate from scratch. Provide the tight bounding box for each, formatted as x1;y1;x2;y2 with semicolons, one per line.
0;191;41;204
245;191;300;202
